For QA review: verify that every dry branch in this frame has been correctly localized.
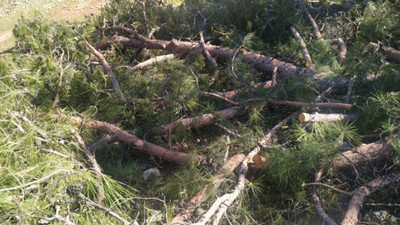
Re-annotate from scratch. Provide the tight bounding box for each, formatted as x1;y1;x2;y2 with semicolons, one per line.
84;41;127;103
192;112;298;225
341;173;400;225
73;131;105;205
128;54;175;71
297;0;322;40
169;154;245;224
71;117;206;164
312;169;339;225
329;38;347;60
151;105;251;135
99;32;310;77
199;31;219;76
200;92;240;106
290;26;313;67
333;137;396;174
298;112;357;123
269;100;352;110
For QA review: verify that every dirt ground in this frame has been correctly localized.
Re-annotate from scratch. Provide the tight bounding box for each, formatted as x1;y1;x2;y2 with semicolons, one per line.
0;0;106;51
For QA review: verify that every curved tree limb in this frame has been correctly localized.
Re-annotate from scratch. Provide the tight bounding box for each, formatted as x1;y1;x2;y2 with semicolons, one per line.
312;169;339;225
341;173;400;225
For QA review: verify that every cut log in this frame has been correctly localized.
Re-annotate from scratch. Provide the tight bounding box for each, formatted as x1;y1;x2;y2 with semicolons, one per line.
333;137;396;174
128;54;175;71
341;173;400;225
71;117;206;164
298;113;357;123
290;26;313;67
151;105;251;135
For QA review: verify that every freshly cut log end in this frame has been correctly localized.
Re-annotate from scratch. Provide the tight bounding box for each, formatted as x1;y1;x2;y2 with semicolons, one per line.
298;113;357;123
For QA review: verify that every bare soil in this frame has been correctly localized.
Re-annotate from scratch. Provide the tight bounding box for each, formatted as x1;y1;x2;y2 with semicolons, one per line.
0;0;106;51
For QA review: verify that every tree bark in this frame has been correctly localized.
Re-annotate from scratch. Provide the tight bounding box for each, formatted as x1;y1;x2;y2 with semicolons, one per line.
333;137;396;174
298;113;357;123
341;173;400;225
71;117;206;164
99;32;310;77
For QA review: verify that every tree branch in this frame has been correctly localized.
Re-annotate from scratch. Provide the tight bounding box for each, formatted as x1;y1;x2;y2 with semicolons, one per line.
83;41;127;103
341;173;400;225
71;117;207;164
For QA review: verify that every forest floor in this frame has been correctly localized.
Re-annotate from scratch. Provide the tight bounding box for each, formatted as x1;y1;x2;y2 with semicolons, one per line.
0;0;107;51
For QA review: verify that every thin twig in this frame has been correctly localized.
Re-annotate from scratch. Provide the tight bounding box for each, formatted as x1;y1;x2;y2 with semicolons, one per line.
304;182;352;196
0;169;70;193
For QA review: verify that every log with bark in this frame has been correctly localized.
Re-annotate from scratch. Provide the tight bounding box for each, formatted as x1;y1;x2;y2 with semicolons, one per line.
333;136;397;174
269;100;352;110
99;28;311;77
71;117;206;164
